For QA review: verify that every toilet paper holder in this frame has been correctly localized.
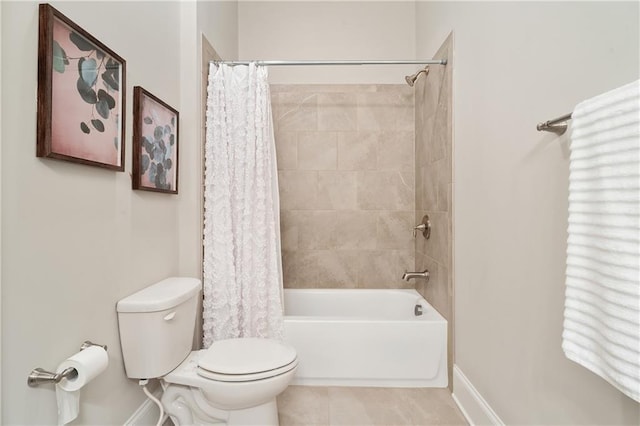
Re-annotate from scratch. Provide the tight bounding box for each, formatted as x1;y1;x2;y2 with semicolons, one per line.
27;341;107;387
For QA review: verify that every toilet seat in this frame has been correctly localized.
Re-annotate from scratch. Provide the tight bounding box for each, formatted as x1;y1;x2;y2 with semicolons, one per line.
162;348;298;420
197;338;297;382
197;359;297;382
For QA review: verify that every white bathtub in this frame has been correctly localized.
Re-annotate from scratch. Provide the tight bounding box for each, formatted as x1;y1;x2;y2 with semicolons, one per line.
283;288;448;388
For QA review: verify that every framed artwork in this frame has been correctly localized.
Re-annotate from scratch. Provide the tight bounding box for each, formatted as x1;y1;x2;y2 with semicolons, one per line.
37;4;126;170
132;87;179;194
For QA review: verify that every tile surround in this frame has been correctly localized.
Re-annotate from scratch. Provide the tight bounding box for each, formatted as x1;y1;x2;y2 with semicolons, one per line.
274;92;318;132
376;211;415;250
273;84;415;289
414;34;454;388
356;171;414;211
378;131;415;171
357;91;414;131
278;170;318;210
298;132;338;170
275;132;298;170
337;132;378;170
317;171;358;210
317;93;357;131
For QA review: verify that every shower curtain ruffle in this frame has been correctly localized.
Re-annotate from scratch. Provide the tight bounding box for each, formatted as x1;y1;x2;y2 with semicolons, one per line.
203;63;284;346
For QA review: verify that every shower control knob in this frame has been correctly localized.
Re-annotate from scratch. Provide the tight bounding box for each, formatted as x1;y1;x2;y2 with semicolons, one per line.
413;215;431;239
413;224;427;238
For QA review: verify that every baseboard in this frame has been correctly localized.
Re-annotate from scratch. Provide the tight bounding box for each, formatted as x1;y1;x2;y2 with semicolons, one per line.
452;365;504;426
124;388;169;426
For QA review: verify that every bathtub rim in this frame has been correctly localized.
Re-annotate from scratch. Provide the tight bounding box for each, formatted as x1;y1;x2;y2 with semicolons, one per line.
283;288;447;323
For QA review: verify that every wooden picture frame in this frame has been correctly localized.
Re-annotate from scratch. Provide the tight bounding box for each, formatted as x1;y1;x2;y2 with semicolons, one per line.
132;87;179;194
37;3;126;171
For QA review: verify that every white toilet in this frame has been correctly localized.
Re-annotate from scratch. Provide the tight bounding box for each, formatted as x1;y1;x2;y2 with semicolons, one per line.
117;277;298;425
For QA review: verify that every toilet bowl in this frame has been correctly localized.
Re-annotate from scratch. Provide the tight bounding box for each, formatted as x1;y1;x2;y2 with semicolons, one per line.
161;338;298;425
116;277;297;426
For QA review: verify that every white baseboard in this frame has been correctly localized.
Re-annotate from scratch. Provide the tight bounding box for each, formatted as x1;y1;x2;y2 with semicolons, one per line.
452;365;504;426
124;388;169;426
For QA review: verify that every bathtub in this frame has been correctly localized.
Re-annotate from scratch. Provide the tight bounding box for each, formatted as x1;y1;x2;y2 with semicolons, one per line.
283;288;448;388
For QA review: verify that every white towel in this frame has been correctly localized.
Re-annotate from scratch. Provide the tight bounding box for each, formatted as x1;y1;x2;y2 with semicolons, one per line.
563;80;640;402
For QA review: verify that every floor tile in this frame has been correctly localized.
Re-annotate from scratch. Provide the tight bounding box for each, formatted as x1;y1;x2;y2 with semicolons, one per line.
278;386;330;426
278;386;467;426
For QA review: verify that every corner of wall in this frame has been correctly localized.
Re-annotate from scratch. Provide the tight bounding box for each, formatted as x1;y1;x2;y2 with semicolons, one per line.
123;387;165;426
413;32;454;390
0;0;4;420
177;1;201;280
179;0;241;283
452;365;505;426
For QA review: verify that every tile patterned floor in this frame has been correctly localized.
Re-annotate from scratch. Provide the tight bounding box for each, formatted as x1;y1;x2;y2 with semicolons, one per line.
277;386;468;426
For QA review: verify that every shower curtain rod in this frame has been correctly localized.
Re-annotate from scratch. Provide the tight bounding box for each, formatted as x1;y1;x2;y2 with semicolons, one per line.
211;59;447;66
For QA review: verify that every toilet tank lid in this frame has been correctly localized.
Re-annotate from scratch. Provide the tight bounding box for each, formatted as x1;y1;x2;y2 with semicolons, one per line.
117;277;201;313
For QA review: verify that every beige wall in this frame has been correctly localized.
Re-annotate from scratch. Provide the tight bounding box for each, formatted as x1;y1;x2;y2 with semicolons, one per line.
417;1;640;424
197;0;238;62
273;84;416;288
179;1;239;281
0;1;3;419
0;1;238;424
238;1;417;84
414;34;453;388
178;0;239;349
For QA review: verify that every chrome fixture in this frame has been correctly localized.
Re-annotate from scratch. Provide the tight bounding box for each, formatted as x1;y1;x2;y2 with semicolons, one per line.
413;214;431;239
28;367;78;387
212;59;447;67
80;340;107;351
537;112;572;135
210;59;447;86
27;340;107;387
405;66;430;87
414;304;424;316
402;270;430;282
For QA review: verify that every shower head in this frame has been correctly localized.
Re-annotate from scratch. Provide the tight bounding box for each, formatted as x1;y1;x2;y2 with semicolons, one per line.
404;66;430;87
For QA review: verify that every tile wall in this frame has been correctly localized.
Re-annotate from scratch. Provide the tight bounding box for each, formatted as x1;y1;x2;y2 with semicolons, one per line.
270;39;452;382
414;34;454;386
271;85;416;288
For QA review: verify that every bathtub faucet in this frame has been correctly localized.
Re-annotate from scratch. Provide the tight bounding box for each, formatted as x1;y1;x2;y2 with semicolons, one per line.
402;270;430;282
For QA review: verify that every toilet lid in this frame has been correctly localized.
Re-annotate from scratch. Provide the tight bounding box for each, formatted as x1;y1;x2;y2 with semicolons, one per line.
197;359;297;382
198;338;297;376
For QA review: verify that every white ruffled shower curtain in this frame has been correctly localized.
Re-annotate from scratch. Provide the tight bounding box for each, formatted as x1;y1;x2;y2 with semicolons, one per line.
203;63;284;347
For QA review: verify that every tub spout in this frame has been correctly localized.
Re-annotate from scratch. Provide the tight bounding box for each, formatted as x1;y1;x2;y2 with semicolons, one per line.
402;270;429;282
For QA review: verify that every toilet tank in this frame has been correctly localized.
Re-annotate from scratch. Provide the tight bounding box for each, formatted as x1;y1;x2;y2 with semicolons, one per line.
117;277;201;379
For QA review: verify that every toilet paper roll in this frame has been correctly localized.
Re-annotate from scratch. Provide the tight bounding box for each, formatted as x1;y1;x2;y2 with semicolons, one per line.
55;346;109;425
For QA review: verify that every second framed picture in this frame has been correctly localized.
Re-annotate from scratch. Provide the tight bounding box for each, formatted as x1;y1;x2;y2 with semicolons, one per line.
132;87;179;194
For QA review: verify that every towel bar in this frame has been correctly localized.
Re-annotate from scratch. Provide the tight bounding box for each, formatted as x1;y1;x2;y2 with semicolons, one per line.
537;112;573;135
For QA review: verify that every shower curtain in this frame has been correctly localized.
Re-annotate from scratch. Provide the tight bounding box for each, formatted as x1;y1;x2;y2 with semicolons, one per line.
203;63;284;346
